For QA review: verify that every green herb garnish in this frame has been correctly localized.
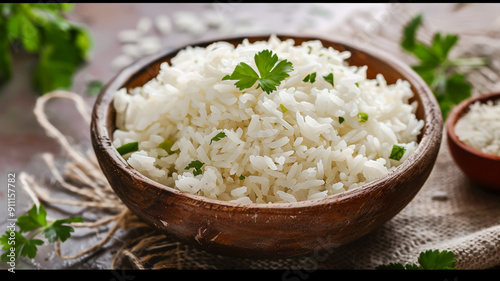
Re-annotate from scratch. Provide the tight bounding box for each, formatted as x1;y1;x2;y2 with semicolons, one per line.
85;80;104;96
389;144;406;161
401;13;487;119
210;131;227;144
1;204;82;261
222;49;294;94
358;112;368;122
280;103;288;113
0;3;93;95
185;160;204;176
303;72;316;83
323;73;334;86
117;141;139;156
239;175;245;180
159;139;176;155
377;249;456;270
338;116;345;124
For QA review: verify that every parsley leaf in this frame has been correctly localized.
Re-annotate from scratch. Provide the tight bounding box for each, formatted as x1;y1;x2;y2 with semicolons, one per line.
389;144;407;161
222;49;294;94
401;13;487;120
239;175;245;180
210;131;227;144
222;62;259;91
1;230;26;262
117;141;139;156
0;204;82;261
418;249;457;270
303;72;316;83
21;238;44;259
323;73;334;87
17;204;47;232
377;249;456;270
0;3;92;95
42;217;83;243
185;160;204;176
338;116;345;124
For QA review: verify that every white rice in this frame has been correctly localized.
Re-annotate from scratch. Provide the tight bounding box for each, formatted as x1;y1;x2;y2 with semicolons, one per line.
112;34;424;204
455;99;500;156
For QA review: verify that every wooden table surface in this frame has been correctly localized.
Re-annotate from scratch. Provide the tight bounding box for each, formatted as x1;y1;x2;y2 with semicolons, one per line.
1;3;499;270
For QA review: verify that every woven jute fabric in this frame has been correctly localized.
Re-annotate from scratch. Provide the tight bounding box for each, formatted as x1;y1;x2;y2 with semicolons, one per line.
21;4;500;270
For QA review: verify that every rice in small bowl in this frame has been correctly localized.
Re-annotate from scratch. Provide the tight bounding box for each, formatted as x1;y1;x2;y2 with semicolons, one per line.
91;34;442;258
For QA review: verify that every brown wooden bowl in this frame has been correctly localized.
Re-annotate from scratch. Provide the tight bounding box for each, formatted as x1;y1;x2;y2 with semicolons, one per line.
446;92;500;191
91;34;442;258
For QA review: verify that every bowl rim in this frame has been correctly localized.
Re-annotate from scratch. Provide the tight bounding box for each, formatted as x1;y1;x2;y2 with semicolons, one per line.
92;33;442;210
446;91;500;161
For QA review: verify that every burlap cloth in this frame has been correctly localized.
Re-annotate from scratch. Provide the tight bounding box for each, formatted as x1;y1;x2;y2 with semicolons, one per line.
18;4;500;270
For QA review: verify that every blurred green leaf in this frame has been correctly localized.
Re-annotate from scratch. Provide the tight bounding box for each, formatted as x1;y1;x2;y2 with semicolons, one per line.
401;13;486;120
446;72;471;104
85;80;104;96
0;3;92;95
0;28;12;83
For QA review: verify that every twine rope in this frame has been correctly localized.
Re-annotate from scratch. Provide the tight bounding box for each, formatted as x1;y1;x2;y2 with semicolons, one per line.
21;90;153;268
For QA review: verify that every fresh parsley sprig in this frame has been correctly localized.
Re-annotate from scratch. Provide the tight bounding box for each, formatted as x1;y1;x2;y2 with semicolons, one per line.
401;13;487;119
222;49;294;95
0;3;92;95
185;160;204;176
1;204;82;261
377;249;457;270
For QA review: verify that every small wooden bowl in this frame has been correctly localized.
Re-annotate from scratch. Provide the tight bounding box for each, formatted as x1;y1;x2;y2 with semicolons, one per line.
91;34;442;258
446;92;500;191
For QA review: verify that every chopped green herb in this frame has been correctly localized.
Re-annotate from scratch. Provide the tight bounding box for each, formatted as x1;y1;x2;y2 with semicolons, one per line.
389;144;407;161
323;73;334;86
303;72;316;83
355;82;359;87
222;49;294;94
280;103;288;113
210;131;227;144
307;46;312;54
85;80;104;96
239;175;245;180
159;139;176;154
1;204;82;261
358;112;368;122
377;249;456;270
117;141;139;156
338;116;345;124
401;13;487;119
185;160;204;176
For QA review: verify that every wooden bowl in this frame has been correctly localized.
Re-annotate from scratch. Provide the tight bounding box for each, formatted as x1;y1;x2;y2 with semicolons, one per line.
91;34;442;258
446;92;500;191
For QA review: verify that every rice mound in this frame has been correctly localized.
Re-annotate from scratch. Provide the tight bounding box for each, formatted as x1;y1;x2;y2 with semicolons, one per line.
112;35;424;204
455;100;500;156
